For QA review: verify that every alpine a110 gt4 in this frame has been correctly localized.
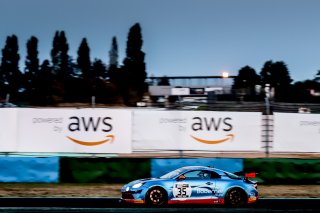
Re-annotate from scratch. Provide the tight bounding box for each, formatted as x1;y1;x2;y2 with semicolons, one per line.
121;166;258;207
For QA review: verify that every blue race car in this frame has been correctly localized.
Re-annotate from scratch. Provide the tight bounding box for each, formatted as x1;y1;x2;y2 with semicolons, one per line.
121;166;258;207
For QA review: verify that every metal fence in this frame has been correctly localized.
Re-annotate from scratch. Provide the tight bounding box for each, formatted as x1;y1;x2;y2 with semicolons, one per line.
148;99;320;114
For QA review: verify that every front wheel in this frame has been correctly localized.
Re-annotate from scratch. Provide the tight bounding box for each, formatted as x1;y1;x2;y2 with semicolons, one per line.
145;187;168;206
225;188;247;207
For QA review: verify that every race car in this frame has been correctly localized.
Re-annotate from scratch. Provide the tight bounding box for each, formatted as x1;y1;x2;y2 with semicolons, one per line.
121;166;258;207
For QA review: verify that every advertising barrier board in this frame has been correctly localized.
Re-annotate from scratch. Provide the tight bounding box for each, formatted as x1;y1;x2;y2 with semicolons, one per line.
133;111;262;152
273;113;320;152
17;108;132;153
0;108;18;152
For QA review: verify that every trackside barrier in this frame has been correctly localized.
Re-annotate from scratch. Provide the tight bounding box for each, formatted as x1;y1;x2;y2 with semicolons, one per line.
1;108;132;154
132;111;262;152
0;108;319;156
273;113;320;153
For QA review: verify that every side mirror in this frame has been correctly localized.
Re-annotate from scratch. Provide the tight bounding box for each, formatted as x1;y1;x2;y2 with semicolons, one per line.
177;175;186;180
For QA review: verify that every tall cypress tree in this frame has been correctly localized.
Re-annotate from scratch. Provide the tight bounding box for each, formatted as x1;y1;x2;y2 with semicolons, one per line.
0;35;21;101
108;36;120;84
74;38;92;102
77;38;91;79
51;31;60;75
50;31;70;102
25;36;39;100
59;31;70;77
109;36;118;68
122;23;146;104
50;31;70;79
32;59;53;105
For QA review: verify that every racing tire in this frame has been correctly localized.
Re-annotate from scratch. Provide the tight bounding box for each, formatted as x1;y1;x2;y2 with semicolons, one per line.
145;187;168;206
225;188;247;207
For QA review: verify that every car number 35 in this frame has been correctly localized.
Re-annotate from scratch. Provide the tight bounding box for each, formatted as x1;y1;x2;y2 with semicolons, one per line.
173;183;192;198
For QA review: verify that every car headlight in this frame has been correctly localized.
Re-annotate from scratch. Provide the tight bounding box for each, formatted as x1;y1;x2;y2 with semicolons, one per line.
132;182;143;189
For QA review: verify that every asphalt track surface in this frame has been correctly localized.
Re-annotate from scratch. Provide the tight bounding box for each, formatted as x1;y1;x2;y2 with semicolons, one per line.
0;198;319;212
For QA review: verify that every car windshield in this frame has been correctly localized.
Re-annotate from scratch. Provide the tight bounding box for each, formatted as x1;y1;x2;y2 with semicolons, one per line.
160;168;183;179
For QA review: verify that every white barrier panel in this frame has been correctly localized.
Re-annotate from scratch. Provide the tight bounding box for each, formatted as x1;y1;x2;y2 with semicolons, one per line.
273;113;320;152
17;108;132;153
0;109;18;152
133;111;262;152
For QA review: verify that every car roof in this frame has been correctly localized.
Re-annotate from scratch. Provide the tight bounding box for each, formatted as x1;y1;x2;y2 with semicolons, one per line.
180;166;210;170
179;166;216;172
178;166;228;174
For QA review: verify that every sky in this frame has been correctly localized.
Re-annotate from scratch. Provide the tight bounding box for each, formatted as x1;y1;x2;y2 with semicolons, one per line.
1;0;320;82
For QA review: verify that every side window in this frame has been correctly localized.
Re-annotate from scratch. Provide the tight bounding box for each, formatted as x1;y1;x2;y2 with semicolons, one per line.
183;170;211;180
210;171;221;179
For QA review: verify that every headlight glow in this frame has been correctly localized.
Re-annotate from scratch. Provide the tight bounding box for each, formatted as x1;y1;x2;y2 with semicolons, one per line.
132;182;143;189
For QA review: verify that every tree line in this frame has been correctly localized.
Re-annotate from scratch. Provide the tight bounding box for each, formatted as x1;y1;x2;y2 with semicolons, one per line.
232;61;320;102
0;23;146;106
1;21;319;106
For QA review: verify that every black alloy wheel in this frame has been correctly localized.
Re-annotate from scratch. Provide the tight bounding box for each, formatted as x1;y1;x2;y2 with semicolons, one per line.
146;187;168;206
225;188;247;207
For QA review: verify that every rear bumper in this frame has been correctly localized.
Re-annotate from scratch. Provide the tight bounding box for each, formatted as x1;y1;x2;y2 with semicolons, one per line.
248;196;259;203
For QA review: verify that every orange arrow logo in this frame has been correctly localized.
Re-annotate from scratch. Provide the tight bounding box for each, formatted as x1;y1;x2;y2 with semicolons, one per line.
190;134;234;144
66;135;115;146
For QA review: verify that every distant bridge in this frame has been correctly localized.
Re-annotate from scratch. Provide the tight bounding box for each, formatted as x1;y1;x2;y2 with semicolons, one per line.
146;75;236;87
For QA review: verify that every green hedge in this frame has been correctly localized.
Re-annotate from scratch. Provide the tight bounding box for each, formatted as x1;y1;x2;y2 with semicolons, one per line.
59;158;150;183
244;158;320;184
59;158;320;184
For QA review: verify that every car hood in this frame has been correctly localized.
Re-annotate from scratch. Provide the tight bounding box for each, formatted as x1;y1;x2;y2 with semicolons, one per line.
127;178;162;186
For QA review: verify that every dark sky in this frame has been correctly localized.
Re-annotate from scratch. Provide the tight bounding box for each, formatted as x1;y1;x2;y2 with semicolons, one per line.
1;0;320;82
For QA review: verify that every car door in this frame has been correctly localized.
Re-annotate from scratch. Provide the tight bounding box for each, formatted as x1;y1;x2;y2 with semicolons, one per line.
172;170;215;202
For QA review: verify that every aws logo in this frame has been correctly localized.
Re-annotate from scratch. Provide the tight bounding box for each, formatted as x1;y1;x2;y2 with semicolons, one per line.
66;116;115;146
190;117;234;144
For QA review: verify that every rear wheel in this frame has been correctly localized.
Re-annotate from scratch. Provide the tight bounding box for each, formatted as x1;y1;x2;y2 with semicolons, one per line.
225;188;247;207
146;187;168;206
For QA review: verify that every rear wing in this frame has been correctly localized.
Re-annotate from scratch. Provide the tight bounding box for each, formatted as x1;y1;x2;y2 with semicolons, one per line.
245;172;257;178
234;171;258;179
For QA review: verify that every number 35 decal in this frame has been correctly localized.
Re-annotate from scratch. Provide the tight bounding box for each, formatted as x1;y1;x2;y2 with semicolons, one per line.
173;183;192;198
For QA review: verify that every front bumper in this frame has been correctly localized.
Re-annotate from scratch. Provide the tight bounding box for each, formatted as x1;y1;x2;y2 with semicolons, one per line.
121;191;145;204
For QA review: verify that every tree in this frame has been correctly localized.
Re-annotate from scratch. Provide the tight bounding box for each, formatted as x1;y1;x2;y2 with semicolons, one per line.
260;60;292;101
122;23;147;104
50;31;70;102
260;60;273;86
51;31;60;75
77;38;91;79
109;36;118;68
315;70;320;83
92;58;116;103
0;35;21;101
291;80;320;103
92;59;107;79
108;36;119;83
157;76;170;86
232;66;260;96
31;60;54;105
50;31;70;79
25;36;39;101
